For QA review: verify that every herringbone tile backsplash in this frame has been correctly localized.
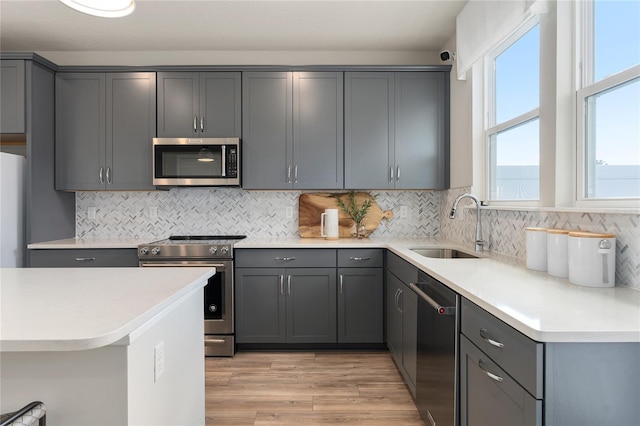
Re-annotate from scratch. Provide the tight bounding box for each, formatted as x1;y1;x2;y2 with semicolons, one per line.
77;188;639;288
76;189;443;240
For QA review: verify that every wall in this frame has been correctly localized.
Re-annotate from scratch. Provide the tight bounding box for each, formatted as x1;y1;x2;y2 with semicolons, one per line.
440;188;640;289
76;189;443;240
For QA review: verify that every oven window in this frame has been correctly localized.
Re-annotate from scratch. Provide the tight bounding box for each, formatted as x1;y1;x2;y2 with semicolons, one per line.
204;272;224;320
156;145;223;178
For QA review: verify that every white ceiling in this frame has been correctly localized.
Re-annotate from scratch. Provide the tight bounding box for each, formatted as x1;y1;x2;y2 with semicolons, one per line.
0;0;466;65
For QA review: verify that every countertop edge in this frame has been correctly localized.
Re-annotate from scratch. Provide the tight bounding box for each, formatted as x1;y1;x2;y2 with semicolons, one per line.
1;268;212;352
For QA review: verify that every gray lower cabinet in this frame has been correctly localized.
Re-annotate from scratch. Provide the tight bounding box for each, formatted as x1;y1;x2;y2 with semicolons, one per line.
55;72;156;190
242;71;343;189
28;249;138;267
235;249;337;344
345;72;449;190
386;252;418;395
460;297;640;426
1;60;25;133
156;72;241;137
337;248;385;343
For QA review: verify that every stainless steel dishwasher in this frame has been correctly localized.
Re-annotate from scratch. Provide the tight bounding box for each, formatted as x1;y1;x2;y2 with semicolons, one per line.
409;271;459;426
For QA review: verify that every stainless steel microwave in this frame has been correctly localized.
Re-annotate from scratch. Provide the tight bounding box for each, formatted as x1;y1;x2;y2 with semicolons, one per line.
153;138;240;187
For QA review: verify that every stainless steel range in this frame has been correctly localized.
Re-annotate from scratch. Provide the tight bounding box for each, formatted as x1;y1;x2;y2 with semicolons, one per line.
138;235;246;356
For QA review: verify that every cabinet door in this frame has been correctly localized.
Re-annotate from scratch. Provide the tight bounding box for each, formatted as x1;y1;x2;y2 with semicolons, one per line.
242;72;293;189
460;335;542;426
293;72;344;189
387;271;403;364
286;268;337;343
55;73;106;190
402;281;418;393
1;60;25;133
157;72;199;137
344;72;394;189
337;268;383;343
200;72;241;137
235;268;286;343
395;72;448;189
106;73;156;190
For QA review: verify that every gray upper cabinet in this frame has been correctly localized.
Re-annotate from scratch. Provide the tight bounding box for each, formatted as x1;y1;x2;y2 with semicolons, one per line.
242;71;343;189
157;72;241;137
55;72;156;191
345;72;449;190
1;60;25;133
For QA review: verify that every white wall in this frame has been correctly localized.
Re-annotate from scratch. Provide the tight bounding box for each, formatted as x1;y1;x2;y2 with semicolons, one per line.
36;50;443;67
441;35;473;189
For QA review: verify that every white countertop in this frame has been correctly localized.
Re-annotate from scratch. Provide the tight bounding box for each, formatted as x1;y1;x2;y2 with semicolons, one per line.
26;236;640;343
0;267;214;351
27;237;153;249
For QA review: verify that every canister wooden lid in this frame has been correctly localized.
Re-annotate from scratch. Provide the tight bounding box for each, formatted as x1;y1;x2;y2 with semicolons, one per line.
525;227;547;232
568;231;615;238
546;228;572;234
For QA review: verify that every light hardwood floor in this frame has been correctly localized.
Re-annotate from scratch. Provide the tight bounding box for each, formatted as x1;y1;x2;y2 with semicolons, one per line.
205;351;425;425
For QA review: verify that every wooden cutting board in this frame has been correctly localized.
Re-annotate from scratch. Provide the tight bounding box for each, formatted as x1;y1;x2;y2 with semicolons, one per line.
298;192;393;238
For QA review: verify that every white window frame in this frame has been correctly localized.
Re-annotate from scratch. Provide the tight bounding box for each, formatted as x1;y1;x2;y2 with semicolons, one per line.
483;17;541;207
575;0;640;208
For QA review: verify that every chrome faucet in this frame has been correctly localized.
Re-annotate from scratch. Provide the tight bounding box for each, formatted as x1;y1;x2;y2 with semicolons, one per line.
449;193;485;252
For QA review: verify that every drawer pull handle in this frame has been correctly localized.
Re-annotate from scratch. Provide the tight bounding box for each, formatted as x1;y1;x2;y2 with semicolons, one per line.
204;338;226;345
75;257;96;262
349;257;371;261
478;358;503;383
275;257;296;261
480;328;504;348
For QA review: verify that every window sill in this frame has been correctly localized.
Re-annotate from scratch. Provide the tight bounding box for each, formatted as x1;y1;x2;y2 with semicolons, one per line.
469;204;640;215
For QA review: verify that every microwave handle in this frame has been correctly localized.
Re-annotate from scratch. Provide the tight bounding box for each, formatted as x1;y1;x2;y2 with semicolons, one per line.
221;145;226;177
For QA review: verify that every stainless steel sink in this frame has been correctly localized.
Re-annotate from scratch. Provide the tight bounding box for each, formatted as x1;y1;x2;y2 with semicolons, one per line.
410;247;479;259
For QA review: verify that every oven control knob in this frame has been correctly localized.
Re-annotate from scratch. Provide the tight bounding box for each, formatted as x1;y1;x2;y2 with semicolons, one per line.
151;247;161;255
139;247;149;255
220;246;229;255
208;246;218;255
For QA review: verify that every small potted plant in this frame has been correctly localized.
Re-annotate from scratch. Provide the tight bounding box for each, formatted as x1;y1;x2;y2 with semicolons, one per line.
335;191;377;239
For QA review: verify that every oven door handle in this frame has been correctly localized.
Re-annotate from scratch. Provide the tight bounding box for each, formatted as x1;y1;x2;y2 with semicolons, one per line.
140;263;226;268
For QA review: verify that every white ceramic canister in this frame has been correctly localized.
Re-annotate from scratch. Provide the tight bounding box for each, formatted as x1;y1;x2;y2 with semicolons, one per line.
320;209;340;240
546;228;571;278
568;231;616;287
525;227;547;271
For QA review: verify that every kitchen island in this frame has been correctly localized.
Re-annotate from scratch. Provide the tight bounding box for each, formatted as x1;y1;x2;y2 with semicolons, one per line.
0;267;215;426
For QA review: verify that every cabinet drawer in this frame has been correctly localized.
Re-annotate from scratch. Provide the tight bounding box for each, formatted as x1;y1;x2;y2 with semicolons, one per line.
338;249;383;267
235;249;336;268
460;335;542;426
387;252;418;284
461;298;543;398
29;249;139;267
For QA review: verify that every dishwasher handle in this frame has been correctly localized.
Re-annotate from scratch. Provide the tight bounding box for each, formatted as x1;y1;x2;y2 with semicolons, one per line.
409;282;456;315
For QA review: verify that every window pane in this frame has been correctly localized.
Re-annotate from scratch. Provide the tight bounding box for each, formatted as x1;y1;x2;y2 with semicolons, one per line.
585;78;640;198
489;119;539;200
594;0;640;82
495;24;539;124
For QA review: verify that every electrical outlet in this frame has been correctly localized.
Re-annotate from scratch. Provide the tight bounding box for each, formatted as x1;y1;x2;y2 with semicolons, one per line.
149;206;158;219
285;206;293;219
154;341;165;382
88;207;96;219
400;206;408;218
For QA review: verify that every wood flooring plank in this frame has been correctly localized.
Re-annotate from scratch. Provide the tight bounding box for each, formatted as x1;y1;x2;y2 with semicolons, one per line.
312;395;418;411
254;411;424;425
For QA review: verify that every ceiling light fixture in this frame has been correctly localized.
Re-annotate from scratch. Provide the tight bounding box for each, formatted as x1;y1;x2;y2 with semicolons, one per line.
58;0;136;18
